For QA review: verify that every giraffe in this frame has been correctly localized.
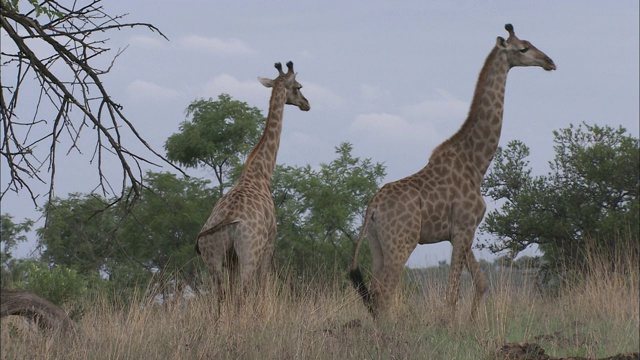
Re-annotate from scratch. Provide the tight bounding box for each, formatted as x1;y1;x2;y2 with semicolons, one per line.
195;61;310;305
349;24;555;320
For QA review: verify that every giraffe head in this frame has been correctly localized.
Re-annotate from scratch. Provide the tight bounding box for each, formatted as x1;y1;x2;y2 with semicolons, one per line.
258;61;310;111
498;23;556;71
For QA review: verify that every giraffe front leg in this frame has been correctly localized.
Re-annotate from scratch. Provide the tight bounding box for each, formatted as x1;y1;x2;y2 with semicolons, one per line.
446;235;469;320
447;226;483;323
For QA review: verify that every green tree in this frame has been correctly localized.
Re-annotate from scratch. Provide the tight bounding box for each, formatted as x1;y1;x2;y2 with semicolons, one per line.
37;173;216;297
272;143;386;278
38;193;120;276
14;261;92;319
164;94;265;196
118;171;216;293
480;123;639;274
1;214;33;286
493;254;514;269
513;255;541;269
38;192;155;302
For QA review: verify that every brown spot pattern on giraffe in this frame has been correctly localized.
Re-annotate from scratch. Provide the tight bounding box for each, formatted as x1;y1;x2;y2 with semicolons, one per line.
196;62;310;306
348;24;555;320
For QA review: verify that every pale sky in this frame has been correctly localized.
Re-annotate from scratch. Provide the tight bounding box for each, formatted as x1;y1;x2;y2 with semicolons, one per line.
2;1;639;267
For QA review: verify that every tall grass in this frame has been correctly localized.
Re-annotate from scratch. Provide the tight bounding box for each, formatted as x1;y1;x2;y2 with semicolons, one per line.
2;244;638;359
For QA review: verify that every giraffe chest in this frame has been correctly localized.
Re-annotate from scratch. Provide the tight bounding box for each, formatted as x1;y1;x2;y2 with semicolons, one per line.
417;194;453;244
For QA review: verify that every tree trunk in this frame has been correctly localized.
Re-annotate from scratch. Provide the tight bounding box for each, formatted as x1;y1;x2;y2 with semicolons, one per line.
0;288;76;333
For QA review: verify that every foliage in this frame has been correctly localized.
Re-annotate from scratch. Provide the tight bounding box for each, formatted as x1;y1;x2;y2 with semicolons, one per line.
30;142;383;296
2;0;63;19
0;214;33;283
28;85;385;295
272;142;386;278
36;192;145;301
38;193;121;275
513;255;541;269
13;260;91;319
493;254;515;268
480;123;639;275
117;171;215;293
164;94;265;196
36;172;215;297
1;0;178;208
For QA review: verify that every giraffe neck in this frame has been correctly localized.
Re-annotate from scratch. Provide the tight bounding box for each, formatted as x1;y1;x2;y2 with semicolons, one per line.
432;46;510;178
241;80;286;184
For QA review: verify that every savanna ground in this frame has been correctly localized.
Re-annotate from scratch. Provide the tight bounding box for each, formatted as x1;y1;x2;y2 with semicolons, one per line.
2;252;638;360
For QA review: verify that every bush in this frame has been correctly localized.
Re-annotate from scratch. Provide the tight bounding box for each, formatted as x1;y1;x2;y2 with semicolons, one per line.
15;262;90;320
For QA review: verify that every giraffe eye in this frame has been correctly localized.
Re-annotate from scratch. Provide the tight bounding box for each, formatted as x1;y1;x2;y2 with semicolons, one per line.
519;47;529;53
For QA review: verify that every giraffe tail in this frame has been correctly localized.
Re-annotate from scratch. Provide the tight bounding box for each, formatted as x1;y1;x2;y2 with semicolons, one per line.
194;219;239;256
348;207;375;316
348;266;373;314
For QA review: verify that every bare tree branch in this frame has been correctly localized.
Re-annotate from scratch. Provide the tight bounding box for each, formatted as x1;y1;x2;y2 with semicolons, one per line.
1;0;183;211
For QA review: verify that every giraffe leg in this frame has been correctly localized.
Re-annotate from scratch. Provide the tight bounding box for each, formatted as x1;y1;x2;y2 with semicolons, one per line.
201;241;227;316
448;225;485;322
371;259;407;319
201;225;237;313
370;225;419;320
234;224;269;300
446;234;470;319
225;248;240;304
446;251;463;317
367;228;384;317
465;250;487;321
257;232;276;288
246;237;274;309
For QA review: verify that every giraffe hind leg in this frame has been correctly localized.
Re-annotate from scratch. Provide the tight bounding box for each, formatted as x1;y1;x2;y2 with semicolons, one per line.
233;223;271;301
366;226;386;318
370;229;418;320
199;225;236;315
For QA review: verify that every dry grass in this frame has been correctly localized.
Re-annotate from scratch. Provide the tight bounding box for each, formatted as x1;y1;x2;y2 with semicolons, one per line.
2;253;638;359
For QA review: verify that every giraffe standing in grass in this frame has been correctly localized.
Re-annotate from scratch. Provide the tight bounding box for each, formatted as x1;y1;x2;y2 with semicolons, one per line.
349;24;555;319
196;61;310;303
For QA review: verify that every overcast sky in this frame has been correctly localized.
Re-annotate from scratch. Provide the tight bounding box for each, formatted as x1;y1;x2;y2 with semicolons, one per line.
2;1;638;267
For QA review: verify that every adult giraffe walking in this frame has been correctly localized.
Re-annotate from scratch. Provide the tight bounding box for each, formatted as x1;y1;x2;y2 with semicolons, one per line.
349;24;555;320
196;62;310;305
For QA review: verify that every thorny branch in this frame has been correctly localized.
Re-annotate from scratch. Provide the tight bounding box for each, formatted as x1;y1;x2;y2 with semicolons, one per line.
0;0;183;212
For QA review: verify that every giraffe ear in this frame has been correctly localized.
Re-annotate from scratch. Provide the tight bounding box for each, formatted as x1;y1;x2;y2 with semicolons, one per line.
496;36;506;49
258;77;274;88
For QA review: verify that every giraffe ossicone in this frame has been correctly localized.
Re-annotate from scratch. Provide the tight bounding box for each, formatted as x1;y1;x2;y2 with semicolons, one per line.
349;24;555;320
195;61;309;307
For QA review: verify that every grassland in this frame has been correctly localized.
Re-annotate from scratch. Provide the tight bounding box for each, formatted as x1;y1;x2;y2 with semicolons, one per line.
2;252;638;360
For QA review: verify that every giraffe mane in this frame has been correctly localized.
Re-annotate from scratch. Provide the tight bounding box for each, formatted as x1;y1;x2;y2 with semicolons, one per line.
243;76;284;177
430;45;500;160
